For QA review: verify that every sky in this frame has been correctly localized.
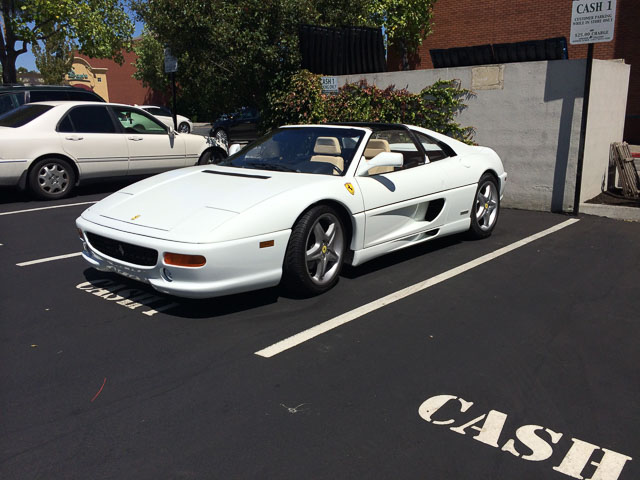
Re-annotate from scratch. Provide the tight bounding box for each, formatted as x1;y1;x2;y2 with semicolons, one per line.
16;12;144;72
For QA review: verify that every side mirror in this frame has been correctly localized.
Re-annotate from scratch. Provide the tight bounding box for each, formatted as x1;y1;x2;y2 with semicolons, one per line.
168;125;176;136
228;143;243;156
358;151;404;176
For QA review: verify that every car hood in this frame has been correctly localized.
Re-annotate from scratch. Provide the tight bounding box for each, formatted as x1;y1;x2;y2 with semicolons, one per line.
81;165;335;243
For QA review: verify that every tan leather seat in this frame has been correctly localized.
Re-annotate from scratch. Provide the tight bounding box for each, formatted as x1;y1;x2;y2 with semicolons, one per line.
363;138;394;175
310;137;344;174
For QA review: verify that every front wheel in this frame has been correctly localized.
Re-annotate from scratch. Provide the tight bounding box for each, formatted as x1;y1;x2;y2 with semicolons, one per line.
468;173;500;239
282;205;346;296
213;128;228;147
178;122;190;133
28;157;76;200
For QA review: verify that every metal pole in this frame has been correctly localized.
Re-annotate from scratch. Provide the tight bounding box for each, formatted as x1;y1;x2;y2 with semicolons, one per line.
573;42;594;216
171;72;177;131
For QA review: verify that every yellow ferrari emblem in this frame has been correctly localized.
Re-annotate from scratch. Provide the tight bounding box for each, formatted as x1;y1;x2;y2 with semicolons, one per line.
322;245;328;254
484;203;489;210
131;214;141;221
345;183;355;195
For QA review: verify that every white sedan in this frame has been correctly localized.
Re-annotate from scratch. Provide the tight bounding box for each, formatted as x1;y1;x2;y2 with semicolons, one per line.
76;124;507;298
0;102;226;199
138;105;193;134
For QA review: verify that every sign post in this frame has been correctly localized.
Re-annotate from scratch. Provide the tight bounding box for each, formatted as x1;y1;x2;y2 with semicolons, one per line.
570;0;616;215
164;47;179;131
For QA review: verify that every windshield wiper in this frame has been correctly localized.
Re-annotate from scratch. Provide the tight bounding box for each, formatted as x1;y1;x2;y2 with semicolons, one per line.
244;161;297;172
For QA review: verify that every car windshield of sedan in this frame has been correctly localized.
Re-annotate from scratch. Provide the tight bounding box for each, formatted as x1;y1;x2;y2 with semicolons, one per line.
218;127;366;175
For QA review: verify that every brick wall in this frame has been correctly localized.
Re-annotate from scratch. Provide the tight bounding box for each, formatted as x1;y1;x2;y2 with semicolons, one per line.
387;0;639;142
75;51;164;106
613;0;639;142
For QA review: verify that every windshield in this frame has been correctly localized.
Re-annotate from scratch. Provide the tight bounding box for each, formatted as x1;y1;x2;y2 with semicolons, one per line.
0;104;52;128
219;126;365;176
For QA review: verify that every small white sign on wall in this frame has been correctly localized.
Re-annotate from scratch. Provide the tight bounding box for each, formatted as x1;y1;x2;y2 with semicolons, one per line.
570;0;617;45
321;76;339;93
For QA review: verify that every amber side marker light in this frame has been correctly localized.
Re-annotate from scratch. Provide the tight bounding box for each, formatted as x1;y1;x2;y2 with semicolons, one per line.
164;253;206;267
260;240;275;248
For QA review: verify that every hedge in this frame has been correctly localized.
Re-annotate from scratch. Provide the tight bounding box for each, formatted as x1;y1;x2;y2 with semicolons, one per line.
263;70;474;142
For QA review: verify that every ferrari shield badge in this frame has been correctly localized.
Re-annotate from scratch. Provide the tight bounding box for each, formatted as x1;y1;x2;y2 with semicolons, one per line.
344;183;355;195
131;214;141;221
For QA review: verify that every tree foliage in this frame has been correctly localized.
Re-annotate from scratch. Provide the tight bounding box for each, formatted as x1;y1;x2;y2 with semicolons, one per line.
32;26;75;85
363;0;437;54
1;0;134;84
132;0;437;119
132;29;168;93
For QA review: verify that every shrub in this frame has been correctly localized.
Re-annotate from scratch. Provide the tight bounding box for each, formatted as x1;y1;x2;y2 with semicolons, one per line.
263;70;474;142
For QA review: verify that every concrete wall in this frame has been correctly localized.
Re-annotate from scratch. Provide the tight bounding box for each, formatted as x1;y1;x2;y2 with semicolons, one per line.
337;59;630;211
581;60;630;202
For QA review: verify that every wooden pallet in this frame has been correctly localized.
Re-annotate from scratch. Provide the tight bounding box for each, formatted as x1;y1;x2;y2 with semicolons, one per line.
610;142;640;198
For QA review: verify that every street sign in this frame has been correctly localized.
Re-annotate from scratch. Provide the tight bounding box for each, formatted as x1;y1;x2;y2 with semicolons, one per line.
321;76;338;94
164;48;178;73
570;0;617;45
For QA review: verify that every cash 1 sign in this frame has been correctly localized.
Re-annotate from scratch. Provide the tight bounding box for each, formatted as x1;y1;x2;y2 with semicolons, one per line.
419;394;632;480
570;0;616;44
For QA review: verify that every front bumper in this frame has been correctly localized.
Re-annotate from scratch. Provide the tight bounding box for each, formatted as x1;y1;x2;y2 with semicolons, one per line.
76;216;291;299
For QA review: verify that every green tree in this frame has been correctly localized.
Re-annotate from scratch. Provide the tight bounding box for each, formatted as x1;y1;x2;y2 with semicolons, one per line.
132;29;168;94
1;0;134;84
32;26;75;85
132;0;437;119
362;0;438;70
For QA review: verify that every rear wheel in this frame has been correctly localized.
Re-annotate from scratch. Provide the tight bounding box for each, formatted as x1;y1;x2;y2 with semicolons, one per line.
178;122;190;133
29;157;76;200
283;205;346;296
468;173;500;239
198;149;225;165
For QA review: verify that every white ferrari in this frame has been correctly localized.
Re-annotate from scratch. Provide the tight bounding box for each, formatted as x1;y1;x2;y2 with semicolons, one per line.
76;123;507;298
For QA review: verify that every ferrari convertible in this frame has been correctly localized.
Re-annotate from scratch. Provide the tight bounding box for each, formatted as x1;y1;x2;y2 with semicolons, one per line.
76;123;507;298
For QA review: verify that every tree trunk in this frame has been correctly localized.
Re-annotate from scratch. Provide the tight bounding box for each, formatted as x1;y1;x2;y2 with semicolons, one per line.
401;41;410;71
2;54;18;84
1;0;24;84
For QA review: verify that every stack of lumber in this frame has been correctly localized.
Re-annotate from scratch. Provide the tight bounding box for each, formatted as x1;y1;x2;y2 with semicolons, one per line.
610;142;640;198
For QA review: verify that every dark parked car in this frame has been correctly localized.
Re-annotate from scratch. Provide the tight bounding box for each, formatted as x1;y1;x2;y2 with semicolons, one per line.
0;85;104;115
210;107;260;145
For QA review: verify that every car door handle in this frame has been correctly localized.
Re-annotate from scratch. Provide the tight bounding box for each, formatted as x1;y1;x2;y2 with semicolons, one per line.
65;136;84;141
128;136;143;141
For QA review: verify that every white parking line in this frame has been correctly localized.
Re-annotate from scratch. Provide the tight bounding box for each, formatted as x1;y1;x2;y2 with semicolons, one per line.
0;201;97;216
255;218;580;358
17;252;82;267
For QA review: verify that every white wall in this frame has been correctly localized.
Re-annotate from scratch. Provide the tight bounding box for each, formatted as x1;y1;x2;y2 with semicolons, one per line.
581;60;630;202
337;59;630;212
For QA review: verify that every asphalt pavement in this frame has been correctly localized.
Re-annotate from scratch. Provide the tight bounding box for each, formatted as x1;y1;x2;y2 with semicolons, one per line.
0;184;638;480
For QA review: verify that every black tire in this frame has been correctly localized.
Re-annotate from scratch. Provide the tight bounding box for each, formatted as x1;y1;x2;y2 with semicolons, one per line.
178;122;190;133
282;205;346;296
198;149;225;165
213;128;228;147
28;157;76;200
468;173;500;239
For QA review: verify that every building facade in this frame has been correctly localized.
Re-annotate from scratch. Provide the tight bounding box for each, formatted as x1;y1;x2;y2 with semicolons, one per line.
66;50;163;106
388;0;639;142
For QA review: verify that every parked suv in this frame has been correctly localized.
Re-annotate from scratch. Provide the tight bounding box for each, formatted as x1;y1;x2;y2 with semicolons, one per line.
0;85;104;115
